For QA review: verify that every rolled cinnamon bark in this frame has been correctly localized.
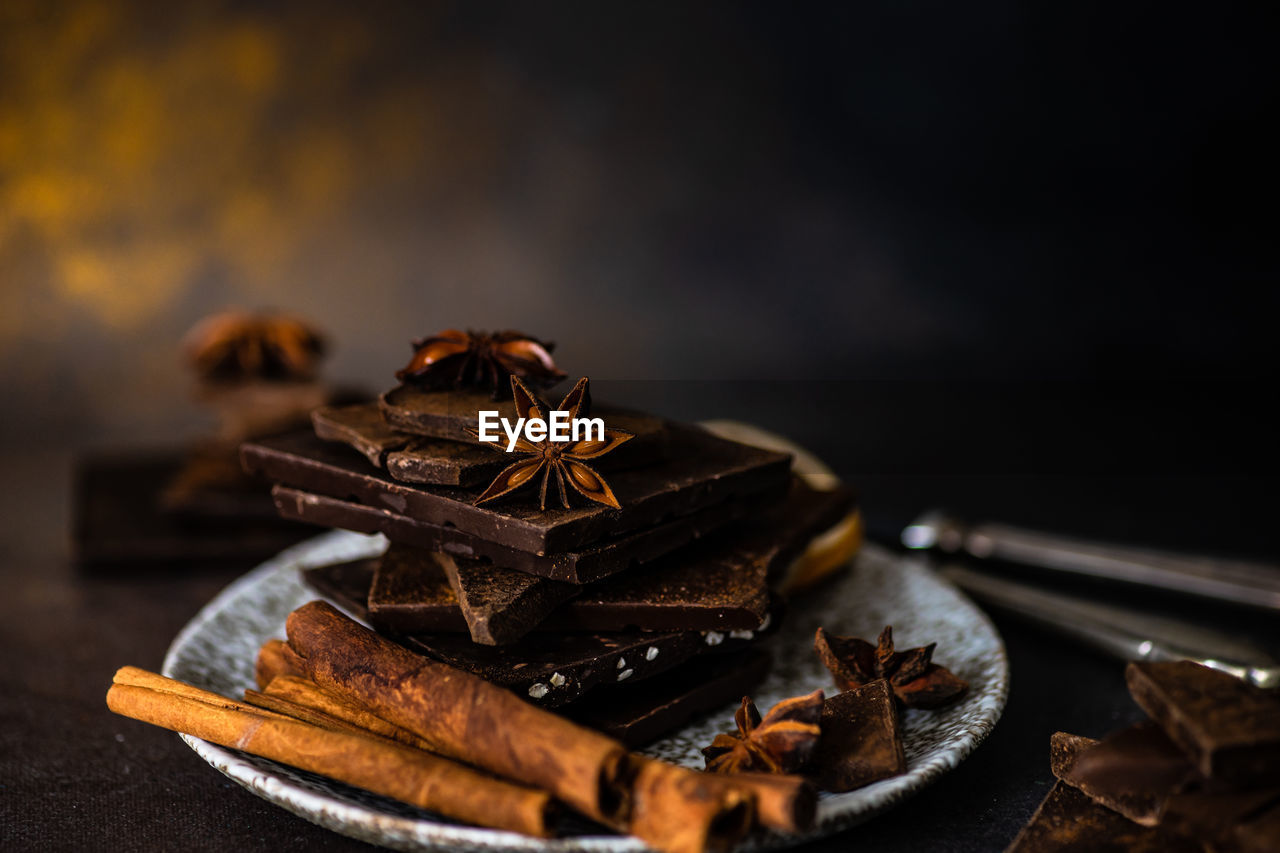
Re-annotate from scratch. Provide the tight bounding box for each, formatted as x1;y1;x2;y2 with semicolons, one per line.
255;638;303;689
106;669;556;837
114;666;292;720
628;758;754;853
716;772;816;834
256;674;437;752
286;600;631;824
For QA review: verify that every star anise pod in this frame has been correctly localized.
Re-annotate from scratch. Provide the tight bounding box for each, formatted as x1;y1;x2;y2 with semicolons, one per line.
183;311;326;381
702;690;824;775
471;375;632;511
395;329;566;399
815;626;968;710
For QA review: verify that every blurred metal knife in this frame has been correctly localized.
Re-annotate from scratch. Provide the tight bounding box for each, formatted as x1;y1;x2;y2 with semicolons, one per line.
902;510;1280;612
939;564;1280;689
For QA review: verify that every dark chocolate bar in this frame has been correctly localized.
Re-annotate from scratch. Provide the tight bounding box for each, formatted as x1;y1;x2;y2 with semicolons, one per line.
565;649;773;748
311;403;413;467
270;479;779;584
1162;788;1280;850
1127;661;1280;787
243;424;792;555
1007;782;1200;853
810;680;906;793
1051;725;1199;826
1235;800;1280;853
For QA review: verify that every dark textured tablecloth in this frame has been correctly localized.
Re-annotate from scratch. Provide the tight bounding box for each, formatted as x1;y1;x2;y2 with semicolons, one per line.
4;421;1275;852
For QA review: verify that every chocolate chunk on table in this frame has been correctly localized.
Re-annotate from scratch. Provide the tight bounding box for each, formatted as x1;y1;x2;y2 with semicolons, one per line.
1235;800;1280;853
1007;781;1201;853
1162;787;1280;850
1126;661;1280;786
565;649;773;748
243;425;791;555
74;451;309;569
1051;724;1200;826
398;626;750;709
268;475;777;584
809;679;906;793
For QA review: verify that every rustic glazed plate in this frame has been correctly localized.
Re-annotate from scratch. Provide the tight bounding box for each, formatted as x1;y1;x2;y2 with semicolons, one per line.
162;426;1009;853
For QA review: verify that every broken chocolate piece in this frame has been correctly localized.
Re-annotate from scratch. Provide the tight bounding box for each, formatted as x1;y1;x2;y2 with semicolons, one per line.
1235;800;1280;853
566;650;773;748
379;382;666;444
1007;781;1201;853
1052;724;1199;826
1127;661;1280;786
435;552;579;646
809;679;906;793
311;403;413;467
1162;787;1280;850
243;425;792;555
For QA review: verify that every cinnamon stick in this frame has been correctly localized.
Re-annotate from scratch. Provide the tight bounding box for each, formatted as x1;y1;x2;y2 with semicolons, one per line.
257;674;437;752
286;600;631;824
628;758;755;853
255;638;303;689
107;668;556;837
716;772;816;834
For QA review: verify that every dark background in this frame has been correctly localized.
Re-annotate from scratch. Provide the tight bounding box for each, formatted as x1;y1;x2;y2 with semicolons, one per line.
2;2;1276;851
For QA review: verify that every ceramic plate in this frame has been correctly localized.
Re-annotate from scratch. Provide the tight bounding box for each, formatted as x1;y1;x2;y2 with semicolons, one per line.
162;529;1007;852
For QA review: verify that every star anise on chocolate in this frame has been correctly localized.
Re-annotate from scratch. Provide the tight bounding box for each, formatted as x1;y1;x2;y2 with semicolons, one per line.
815;626;968;710
183;311;327;381
470;376;632;511
702;690;824;775
395;329;566;399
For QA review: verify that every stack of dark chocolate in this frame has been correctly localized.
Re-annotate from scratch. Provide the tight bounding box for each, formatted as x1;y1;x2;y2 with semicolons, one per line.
241;363;859;747
1009;660;1280;853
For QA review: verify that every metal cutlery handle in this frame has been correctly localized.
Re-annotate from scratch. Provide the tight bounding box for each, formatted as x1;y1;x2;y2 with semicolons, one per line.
904;511;1280;612
939;564;1280;689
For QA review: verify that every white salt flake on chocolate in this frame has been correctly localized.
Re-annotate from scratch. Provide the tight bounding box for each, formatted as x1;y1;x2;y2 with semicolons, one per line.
616;657;626;670
549;672;566;687
704;631;725;646
527;683;549;699
645;646;659;661
729;629;754;640
617;669;634;682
